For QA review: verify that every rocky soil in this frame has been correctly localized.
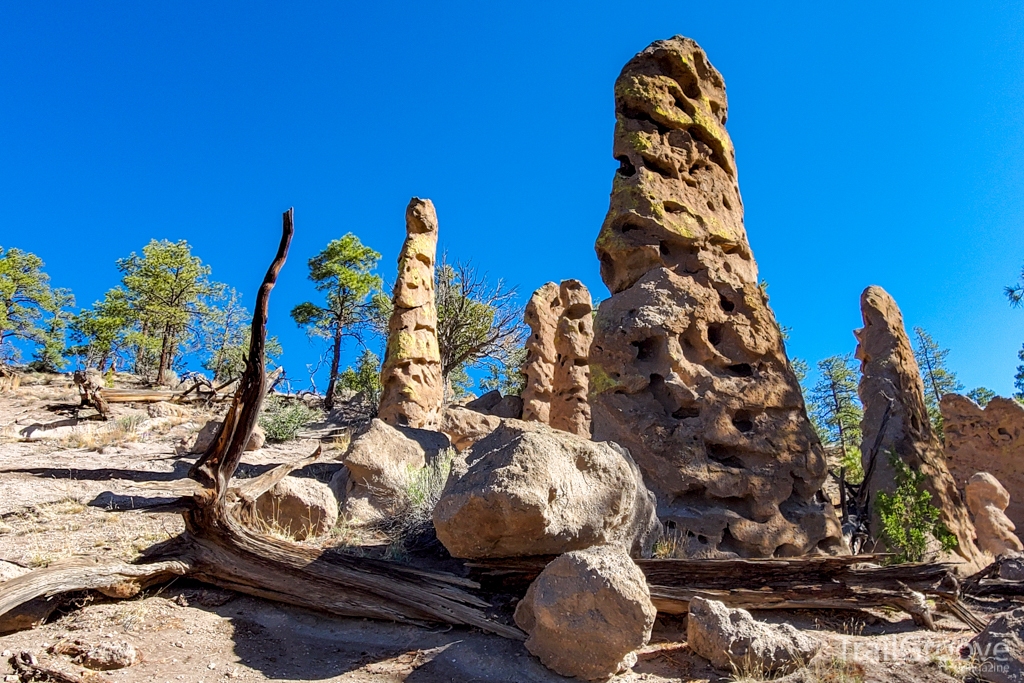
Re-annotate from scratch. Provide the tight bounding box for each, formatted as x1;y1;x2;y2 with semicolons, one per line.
0;375;998;682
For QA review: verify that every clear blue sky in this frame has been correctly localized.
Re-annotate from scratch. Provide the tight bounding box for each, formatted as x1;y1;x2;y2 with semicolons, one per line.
3;1;1023;395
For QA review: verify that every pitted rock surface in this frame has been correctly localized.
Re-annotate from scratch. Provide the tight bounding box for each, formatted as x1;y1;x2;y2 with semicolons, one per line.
379;198;444;430
856;285;982;569
522;282;562;424
588;36;841;558
550;280;593;437
942;394;1024;533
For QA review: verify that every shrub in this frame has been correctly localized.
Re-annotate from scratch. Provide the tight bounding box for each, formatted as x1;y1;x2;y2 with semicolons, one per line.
375;449;457;559
258;396;323;442
875;451;957;564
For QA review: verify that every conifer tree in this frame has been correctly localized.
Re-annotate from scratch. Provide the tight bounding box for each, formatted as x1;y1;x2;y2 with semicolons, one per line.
0;246;74;366
912;327;963;435
806;354;863;481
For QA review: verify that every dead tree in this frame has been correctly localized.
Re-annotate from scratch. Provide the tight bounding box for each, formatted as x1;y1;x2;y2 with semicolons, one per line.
0;209;522;641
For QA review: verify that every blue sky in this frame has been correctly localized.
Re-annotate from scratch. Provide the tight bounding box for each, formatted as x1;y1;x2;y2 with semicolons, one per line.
2;1;1023;395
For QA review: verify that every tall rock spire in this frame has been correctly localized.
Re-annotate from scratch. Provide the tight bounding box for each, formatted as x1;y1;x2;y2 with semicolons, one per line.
378;198;444;430
589;36;843;558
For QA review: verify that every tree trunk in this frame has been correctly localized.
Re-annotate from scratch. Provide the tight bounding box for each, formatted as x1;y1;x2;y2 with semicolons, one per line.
323;326;342;412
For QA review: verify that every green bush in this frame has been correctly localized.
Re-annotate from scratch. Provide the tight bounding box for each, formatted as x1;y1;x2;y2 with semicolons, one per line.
875;451;957;564
258;396;323;442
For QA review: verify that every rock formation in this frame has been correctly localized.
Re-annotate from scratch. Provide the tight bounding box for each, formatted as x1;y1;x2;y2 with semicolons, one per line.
588;36;842;557
253;476;339;540
514;545;656;680
441;405;501;452
966;472;1023;557
521;282;563;424
856;285;983;568
966;607;1024;683
941;394;1024;532
378;198;443;430
433;420;662;559
687;597;822;674
550;279;594;437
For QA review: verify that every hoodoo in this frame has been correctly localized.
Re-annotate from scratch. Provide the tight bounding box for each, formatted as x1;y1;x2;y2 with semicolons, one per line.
589;36;843;558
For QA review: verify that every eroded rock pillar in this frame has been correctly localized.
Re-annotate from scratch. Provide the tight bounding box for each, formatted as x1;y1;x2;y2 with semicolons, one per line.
378;198;443;430
550;280;593;437
522;282;562;424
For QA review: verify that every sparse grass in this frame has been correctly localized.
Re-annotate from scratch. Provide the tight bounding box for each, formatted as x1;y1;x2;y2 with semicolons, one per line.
653;530;684;558
372;449;456;559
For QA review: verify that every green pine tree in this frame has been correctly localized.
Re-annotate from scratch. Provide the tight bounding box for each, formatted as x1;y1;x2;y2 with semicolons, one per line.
806;354;864;482
911;327;963;436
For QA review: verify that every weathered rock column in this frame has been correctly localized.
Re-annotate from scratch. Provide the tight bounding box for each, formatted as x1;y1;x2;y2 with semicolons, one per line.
588;36;842;558
966;472;1023;557
378;198;443;430
856;285;983;568
522;282;562;424
550;279;593;437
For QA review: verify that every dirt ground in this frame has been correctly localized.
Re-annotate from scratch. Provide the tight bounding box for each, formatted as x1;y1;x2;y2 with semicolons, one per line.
0;375;996;682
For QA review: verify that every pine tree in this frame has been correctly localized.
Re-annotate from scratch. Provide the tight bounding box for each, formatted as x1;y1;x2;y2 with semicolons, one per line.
912;327;963;435
0;246;74;366
806;354;863;482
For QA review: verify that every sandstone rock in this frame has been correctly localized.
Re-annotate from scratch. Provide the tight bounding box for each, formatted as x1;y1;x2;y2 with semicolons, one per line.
147;401;188;418
588;36;842;558
466;390;503;413
521;282;563;424
489;394;523;419
550;279;593;437
190;420;264;453
0;560;29;583
378;198;444;430
965;607;1023;683
333;418;430;519
856;286;983;569
942;394;1024;534
51;640;138;670
514;545;656;680
687;596;822;674
967;472;1023;557
440;405;500;452
433;420;661;559
253;476;338;540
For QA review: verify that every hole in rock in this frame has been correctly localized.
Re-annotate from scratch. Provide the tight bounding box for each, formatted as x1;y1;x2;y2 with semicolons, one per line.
911;413;921;432
719;293;735;312
573;358;588;367
631;337;660;361
672;406;700;419
642;155;676;178
616;155;636;177
659;241;670;256
722;196;732;210
706;324;723;347
732;410;754;433
725;363;753;377
706;200;715;211
697;534;708;545
664;200;686;214
706;444;744;469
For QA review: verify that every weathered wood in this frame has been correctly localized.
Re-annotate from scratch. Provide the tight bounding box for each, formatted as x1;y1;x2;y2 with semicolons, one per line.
9;651;88;683
0;366;20;393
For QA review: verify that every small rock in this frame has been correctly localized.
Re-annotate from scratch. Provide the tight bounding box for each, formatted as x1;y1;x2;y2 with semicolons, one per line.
440;406;500;452
965;607;1023;683
190;420;264;453
253;476;338;540
147;402;188;418
514;544;656;680
687;596;822;674
51;640;138;670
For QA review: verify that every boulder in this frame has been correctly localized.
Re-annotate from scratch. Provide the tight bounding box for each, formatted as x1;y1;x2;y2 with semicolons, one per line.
51;640;138;670
521;282;562;424
856;286;983;570
489;394;523;419
253;476;338;540
514;545;656;681
588;36;842;558
967;473;1023;557
378;198;444;430
965;607;1023;683
333;418;450;520
440;405;500;452
466;390;503;413
942;394;1024;533
550;279;593;437
190;420;264;454
433;420;662;559
687;596;822;674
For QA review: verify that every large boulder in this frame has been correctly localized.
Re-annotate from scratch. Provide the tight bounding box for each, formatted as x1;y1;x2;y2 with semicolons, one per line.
965;607;1023;683
190;420;264;453
490;394;523;420
466;390;503;413
687;596;822;674
432;420;662;559
514;545;656;681
333;418;450;520
942;394;1024;534
253;476;338;540
588;37;842;558
967;473;1023;557
440;405;500;452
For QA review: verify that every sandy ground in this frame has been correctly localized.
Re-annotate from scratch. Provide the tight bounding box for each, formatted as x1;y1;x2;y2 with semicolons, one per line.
0;375;994;682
